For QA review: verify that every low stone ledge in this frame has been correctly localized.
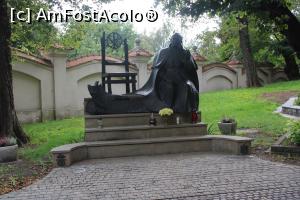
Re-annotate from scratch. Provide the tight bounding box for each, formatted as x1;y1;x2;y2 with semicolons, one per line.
51;142;87;153
280;97;300;117
201;135;253;142
208;135;252;155
282;107;300;117
271;145;300;156
51;135;252;167
51;143;88;167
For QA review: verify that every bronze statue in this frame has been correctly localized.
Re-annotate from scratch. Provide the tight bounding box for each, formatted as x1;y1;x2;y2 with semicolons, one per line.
86;33;199;114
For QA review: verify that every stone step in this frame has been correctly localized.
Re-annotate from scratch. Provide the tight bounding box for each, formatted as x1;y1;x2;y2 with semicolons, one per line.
85;112;199;128
51;135;253;166
84;123;207;141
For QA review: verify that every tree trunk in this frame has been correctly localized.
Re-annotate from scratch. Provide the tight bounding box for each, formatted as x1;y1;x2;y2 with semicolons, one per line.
238;17;259;87
282;53;300;80
261;2;300;59
0;0;29;145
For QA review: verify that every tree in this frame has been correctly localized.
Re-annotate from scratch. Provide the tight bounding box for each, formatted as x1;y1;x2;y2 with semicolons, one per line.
157;0;260;86
273;38;300;80
1;0;111;144
238;16;259;86
9;0;58;53
156;0;300;58
139;21;174;53
254;0;300;58
61;21;137;58
1;0;63;145
195;29;221;61
249;16;300;80
201;14;299;80
156;0;300;85
8;0;112;54
0;0;29;144
217;15;242;61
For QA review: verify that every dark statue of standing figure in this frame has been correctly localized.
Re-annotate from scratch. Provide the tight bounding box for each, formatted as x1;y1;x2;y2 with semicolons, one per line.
86;33;199;114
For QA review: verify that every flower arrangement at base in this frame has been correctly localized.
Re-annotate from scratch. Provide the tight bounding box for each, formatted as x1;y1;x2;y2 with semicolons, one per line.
159;108;174;125
159;108;174;117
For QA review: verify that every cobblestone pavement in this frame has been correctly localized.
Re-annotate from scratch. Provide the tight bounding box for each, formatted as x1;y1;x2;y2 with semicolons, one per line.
1;153;300;200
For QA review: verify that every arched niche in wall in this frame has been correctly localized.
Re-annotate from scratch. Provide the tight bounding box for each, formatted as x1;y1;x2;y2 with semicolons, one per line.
202;63;237;92
272;70;289;83
13;70;41;110
12;70;42;122
206;75;233;91
272;71;289;83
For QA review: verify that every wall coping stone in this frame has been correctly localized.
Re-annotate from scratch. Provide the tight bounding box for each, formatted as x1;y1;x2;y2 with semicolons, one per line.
202;63;237;74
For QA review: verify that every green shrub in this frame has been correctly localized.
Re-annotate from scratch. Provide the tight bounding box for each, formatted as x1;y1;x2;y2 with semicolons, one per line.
287;120;300;145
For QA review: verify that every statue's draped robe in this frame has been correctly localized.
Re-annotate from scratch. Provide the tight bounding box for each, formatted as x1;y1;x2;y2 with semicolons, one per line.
136;45;199;113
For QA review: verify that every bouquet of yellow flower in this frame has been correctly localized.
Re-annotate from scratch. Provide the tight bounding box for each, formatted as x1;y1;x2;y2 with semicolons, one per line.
159;108;174;117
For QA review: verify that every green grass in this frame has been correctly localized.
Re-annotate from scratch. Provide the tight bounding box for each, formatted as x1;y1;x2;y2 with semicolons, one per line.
20;80;300;162
20;118;84;162
201;80;300;135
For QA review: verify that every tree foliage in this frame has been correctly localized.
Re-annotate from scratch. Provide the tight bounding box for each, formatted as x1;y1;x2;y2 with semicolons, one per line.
1;0;113;144
197;13;299;79
139;21;174;53
8;0;58;53
8;0;113;54
158;0;300;81
195;29;221;62
216;15;287;66
156;0;300;57
60;22;137;58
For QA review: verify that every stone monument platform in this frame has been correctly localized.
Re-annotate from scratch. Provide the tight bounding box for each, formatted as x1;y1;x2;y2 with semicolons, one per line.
51;111;252;167
51;33;252;167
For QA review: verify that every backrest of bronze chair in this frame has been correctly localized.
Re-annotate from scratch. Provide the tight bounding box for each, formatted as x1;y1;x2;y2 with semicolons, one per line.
101;32;133;94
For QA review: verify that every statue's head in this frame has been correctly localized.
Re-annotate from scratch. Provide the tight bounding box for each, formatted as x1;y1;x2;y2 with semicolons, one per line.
169;33;183;48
